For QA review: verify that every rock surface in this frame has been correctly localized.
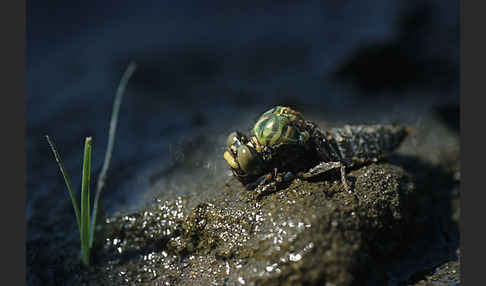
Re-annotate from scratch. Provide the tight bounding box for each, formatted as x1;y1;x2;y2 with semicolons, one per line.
76;163;413;285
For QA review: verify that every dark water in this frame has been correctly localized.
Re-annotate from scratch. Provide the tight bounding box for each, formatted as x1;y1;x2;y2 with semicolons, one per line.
27;0;459;284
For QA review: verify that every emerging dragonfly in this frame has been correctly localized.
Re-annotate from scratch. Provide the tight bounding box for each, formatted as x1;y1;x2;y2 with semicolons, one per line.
224;106;408;195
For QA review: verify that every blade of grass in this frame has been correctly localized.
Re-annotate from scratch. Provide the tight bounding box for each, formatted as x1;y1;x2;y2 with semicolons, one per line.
89;61;137;248
46;135;81;229
80;137;93;266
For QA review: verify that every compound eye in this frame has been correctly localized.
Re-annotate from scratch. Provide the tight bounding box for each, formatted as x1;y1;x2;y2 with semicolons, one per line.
237;145;260;174
224;150;239;170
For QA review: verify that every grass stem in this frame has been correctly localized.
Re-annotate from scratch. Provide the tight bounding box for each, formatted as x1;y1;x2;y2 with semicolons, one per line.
46;135;81;229
89;61;137;248
80;137;92;266
46;61;137;266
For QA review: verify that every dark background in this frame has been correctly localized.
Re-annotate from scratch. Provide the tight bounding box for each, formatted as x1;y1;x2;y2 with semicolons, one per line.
26;0;459;284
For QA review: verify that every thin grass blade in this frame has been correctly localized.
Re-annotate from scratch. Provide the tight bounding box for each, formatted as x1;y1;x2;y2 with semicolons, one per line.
45;135;81;229
89;61;137;248
80;137;92;266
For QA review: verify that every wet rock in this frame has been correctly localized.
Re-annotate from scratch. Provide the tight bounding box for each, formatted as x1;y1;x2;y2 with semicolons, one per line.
96;163;416;285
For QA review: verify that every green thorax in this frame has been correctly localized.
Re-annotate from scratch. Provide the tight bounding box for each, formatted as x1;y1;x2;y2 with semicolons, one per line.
251;109;309;148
